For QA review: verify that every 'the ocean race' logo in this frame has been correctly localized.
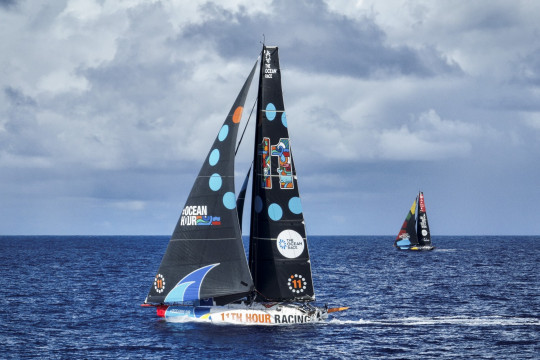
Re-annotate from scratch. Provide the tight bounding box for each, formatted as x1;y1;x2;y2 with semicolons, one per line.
276;229;304;258
264;49;277;78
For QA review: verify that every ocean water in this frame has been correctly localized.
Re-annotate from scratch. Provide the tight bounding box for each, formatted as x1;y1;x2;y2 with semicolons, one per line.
0;235;538;359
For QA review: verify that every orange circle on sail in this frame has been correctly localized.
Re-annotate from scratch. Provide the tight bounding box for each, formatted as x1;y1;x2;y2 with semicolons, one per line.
232;106;243;123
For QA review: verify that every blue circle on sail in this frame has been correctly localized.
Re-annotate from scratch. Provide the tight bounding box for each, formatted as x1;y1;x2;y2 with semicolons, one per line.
268;203;283;221
266;103;276;121
209;173;222;191
254;196;263;213
223;192;236;209
288;197;302;214
209;149;220;166
281;112;287;128
218;125;229;142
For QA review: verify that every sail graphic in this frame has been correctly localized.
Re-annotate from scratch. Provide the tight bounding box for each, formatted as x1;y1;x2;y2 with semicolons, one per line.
248;46;315;301
395;198;419;249
145;63;258;305
164;264;219;303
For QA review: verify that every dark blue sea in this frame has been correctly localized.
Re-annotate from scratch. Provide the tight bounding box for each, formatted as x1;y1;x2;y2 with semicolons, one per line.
1;236;538;359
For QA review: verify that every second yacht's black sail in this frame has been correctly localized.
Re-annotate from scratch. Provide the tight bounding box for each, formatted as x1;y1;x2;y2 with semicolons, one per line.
145;63;257;305
249;46;315;302
416;192;432;246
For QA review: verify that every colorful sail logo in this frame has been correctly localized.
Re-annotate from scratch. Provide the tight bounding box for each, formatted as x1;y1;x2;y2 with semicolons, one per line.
258;137;294;189
180;205;221;226
164;264;219;303
271;138;293;189
259;138;272;189
419;193;426;212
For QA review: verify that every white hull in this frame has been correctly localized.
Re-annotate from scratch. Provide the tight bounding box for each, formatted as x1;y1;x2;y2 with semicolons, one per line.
161;303;328;325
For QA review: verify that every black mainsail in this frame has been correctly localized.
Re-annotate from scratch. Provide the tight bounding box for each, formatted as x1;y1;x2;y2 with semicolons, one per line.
145;63;257;305
248;46;315;302
416;192;432;246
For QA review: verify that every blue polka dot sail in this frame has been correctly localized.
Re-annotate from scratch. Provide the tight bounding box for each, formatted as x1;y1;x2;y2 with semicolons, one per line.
248;46;315;302
145;62;258;305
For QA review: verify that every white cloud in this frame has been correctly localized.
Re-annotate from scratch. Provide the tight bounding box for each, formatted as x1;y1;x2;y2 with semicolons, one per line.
377;109;479;160
110;200;146;211
37;70;89;93
522;112;540;130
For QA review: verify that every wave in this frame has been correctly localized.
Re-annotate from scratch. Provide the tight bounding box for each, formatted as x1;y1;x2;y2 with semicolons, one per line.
328;315;540;326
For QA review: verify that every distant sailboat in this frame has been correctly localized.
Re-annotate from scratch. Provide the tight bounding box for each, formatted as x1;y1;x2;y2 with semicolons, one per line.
394;191;435;251
142;45;348;324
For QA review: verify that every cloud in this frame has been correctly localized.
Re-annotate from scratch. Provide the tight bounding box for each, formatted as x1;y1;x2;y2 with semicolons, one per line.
376;109;481;160
0;0;17;10
0;0;539;235
516;47;540;87
177;0;461;79
110;200;146;211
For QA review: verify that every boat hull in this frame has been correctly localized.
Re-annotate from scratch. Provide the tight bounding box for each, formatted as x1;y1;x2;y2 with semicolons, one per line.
159;303;328;325
396;245;435;251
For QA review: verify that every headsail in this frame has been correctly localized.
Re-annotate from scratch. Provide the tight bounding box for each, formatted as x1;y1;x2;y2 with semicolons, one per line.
394;197;419;249
416;192;432;246
145;62;258;305
249;46;315;302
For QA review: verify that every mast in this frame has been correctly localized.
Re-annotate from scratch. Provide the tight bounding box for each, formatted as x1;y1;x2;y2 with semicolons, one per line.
145;63;257;305
248;46;315;302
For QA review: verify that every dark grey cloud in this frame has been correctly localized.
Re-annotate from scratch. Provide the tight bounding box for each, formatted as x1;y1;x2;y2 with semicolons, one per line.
0;0;17;10
462;3;522;31
177;0;461;78
4;86;37;107
516;47;540;87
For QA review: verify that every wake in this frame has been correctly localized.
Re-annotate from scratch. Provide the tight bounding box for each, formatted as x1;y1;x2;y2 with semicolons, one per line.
328;315;540;327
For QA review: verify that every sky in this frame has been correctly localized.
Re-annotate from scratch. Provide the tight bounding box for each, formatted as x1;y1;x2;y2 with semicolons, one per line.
1;0;539;236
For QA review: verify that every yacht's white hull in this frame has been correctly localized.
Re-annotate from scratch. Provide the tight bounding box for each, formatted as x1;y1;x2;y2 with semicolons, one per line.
158;302;328;325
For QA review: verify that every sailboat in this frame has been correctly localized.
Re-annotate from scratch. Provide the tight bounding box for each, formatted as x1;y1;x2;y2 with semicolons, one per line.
394;191;435;251
142;45;348;324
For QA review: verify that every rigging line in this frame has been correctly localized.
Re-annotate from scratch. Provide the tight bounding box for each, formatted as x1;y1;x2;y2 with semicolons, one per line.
235;94;258;156
252;288;271;303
